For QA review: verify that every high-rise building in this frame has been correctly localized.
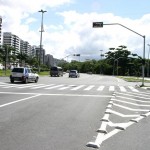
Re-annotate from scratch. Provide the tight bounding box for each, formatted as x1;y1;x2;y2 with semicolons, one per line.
20;40;31;56
3;32;20;52
0;16;2;46
35;46;45;65
44;54;54;67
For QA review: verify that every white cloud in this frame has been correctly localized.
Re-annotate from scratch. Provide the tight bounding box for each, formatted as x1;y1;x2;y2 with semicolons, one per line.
48;11;150;60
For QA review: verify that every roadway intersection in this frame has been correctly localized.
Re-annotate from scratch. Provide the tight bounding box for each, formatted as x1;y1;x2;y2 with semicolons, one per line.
0;74;150;150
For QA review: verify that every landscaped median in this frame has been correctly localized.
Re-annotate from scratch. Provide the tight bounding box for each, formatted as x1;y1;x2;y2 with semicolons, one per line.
118;76;150;89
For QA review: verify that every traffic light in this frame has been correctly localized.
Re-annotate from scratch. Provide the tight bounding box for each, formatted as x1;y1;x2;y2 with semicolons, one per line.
93;22;103;28
73;54;80;56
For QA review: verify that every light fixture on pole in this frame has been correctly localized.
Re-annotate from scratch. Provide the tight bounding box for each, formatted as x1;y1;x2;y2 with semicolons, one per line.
38;9;47;73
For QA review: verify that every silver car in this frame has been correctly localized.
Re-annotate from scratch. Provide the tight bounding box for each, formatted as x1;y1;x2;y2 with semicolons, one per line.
69;70;80;78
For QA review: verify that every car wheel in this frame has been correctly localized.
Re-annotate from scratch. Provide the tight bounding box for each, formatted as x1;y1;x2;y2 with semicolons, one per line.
11;80;14;83
24;78;28;84
35;77;38;83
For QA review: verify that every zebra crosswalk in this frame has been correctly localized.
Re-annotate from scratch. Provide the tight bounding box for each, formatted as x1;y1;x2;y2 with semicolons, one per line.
0;82;140;92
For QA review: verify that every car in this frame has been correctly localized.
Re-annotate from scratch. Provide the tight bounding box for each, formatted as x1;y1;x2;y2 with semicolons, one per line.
50;66;63;77
10;67;39;84
69;70;80;78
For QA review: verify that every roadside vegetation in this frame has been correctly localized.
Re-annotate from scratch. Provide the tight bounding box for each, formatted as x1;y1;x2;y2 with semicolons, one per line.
0;44;149;78
118;76;150;82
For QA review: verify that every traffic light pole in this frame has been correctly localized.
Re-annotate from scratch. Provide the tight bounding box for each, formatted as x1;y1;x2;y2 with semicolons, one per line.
94;22;145;86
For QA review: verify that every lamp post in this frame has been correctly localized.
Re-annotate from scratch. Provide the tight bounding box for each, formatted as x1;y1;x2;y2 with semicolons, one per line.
38;9;47;73
99;50;103;74
147;44;150;77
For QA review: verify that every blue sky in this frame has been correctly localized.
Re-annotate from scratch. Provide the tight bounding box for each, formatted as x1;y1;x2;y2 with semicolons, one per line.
1;0;150;61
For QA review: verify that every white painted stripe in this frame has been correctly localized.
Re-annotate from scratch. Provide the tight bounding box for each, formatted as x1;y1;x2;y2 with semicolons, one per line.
116;95;150;102
119;86;126;92
0;91;112;97
0;84;10;87
113;103;149;112
84;85;95;91
109;86;115;91
112;98;150;107
128;86;139;92
58;85;75;90
97;86;105;91
31;84;55;89
0;94;41;108
16;84;44;88
71;85;85;90
103;121;134;141
45;84;64;89
109;109;139;117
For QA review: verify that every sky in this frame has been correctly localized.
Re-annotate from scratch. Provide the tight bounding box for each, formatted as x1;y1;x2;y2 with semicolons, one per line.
1;0;150;61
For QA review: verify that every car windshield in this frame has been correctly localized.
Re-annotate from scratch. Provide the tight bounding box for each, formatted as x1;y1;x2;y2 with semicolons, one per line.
12;68;24;73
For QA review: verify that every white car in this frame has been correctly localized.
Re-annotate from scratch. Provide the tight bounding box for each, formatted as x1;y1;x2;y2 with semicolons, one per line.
69;70;80;78
10;67;39;84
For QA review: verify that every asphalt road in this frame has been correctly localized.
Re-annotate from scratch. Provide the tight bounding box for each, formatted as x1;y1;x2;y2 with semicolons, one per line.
0;73;150;150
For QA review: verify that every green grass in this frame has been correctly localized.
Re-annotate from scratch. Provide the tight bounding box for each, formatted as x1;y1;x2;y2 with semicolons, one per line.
38;71;50;76
0;69;50;76
0;69;11;76
118;76;150;82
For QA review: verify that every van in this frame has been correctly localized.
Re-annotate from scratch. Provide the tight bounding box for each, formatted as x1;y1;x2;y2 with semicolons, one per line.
50;66;63;77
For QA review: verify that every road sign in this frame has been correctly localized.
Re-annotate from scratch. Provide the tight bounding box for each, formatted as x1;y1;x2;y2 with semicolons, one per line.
93;22;103;28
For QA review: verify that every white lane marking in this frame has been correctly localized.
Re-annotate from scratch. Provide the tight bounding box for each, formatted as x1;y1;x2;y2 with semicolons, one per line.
112;98;150;107
16;84;44;89
109;109;139;117
128;86;139;92
0;84;10;87
58;85;75;90
113;103;150;112
116;95;150;102
119;86;127;92
45;84;64;89
109;86;115;91
0;91;112;97
97;86;105;91
116;91;150;98
71;85;85;90
0;94;41;108
84;85;95;91
31;84;55;89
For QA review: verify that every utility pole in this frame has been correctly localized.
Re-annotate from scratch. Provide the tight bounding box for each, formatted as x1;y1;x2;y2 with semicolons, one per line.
38;9;47;73
147;44;150;77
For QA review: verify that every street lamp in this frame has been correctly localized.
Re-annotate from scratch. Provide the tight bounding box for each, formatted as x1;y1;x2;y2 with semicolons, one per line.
38;9;47;73
99;50;103;74
147;44;150;77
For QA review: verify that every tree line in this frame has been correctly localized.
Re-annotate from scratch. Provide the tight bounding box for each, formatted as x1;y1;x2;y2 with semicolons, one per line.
59;45;149;77
0;44;149;76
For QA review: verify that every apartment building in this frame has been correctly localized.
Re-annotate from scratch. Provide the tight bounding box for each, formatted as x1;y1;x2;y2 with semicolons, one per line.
20;40;31;56
44;54;54;68
3;32;20;52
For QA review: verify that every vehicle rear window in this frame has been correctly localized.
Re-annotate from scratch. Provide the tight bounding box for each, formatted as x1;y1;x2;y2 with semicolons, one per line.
12;68;24;73
70;70;76;73
51;67;57;71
